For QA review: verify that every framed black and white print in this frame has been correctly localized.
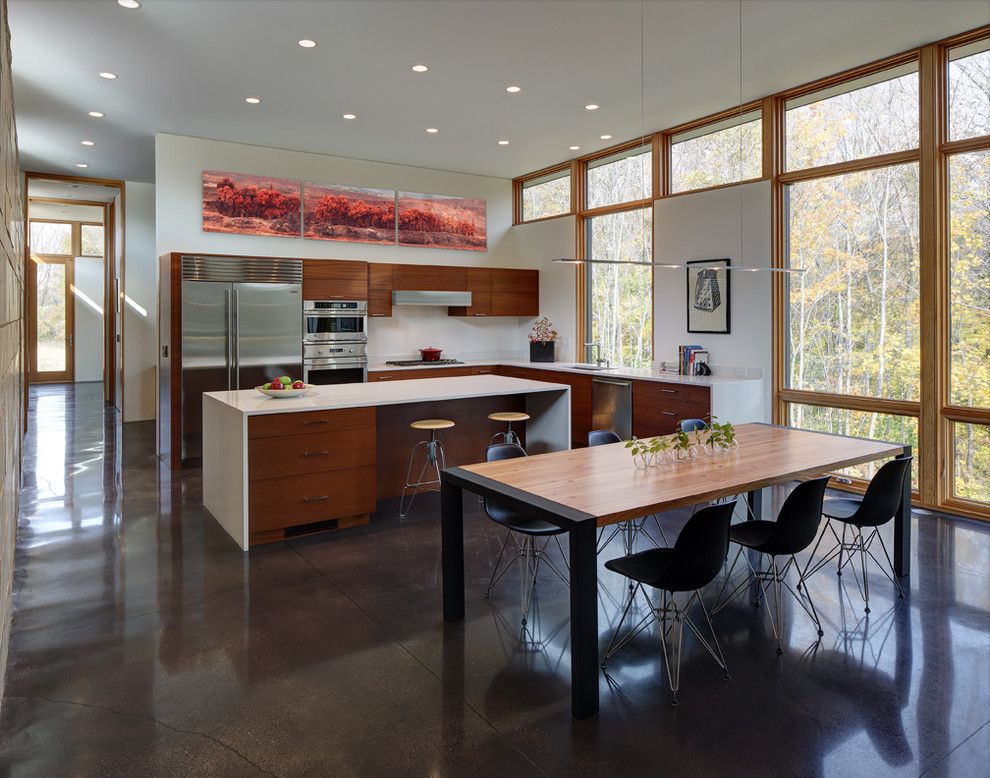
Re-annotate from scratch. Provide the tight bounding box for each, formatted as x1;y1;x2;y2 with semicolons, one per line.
686;258;730;334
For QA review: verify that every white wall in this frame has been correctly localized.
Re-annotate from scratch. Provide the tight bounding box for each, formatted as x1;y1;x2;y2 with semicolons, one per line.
73;256;104;382
123;181;156;422
155;133;536;361
653;180;772;419
512;215;578;361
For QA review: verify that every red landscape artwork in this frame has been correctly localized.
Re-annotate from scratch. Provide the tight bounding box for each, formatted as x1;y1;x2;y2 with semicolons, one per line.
202;170;301;238
397;191;487;251
303;183;396;244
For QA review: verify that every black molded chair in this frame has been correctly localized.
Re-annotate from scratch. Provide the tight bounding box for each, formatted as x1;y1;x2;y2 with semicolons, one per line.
714;477;830;654
587;429;666;554
483;443;569;625
601;500;735;706
680;418;707;433
799;457;912;613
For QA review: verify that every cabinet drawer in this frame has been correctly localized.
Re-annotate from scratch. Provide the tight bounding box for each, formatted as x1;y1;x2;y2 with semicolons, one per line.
632;381;711;437
369;367;475;381
248;407;375;439
248;428;375;481
472;365;497;375
249;467;376;532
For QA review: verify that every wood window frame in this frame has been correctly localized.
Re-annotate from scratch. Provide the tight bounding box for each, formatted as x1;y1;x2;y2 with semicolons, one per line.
513;162;575;225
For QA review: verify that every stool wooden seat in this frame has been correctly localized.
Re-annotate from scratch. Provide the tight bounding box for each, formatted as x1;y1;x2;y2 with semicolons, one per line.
488;411;530;423
410;419;455;431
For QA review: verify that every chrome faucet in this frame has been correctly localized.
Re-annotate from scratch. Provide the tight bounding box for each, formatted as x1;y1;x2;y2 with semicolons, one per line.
585;342;609;368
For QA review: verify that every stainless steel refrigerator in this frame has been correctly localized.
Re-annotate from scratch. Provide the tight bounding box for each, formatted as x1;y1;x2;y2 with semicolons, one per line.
180;255;303;461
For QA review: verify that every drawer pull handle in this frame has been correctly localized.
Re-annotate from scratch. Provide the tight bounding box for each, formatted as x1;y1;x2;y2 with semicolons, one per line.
303;450;329;458
378;375;392;380
661;389;677;394
303;419;329;426
304;495;329;503
473;314;487;317
371;313;386;317
662;411;676;416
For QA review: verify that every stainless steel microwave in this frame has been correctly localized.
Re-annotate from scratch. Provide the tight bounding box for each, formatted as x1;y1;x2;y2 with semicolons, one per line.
303;300;368;343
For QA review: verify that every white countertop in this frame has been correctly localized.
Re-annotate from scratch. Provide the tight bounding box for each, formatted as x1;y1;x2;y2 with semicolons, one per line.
367;359;761;387
205;374;570;415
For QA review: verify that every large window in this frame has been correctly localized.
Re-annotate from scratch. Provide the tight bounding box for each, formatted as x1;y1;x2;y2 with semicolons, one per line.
30;221;72;255
80;224;105;257
520;168;570;221
785;64;919;171
948;39;990;141
586;145;652;209
670;109;762;193
585;208;653;369
786;163;921;401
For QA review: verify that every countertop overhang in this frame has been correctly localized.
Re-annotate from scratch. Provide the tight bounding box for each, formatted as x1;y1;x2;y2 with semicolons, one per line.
205;374;571;416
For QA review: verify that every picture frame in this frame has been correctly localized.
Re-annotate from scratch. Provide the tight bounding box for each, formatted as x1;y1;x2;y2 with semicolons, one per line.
686;258;731;334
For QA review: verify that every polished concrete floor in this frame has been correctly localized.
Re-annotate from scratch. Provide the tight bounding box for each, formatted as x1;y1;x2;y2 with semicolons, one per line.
1;383;988;776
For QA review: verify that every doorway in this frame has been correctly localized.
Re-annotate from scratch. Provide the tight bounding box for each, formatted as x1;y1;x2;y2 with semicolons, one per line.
24;174;125;410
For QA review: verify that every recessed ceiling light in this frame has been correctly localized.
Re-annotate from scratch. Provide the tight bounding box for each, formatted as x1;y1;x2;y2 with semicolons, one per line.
80;140;95;146
342;113;357;120
497;140;510;146
298;39;318;48
75;163;89;168
506;85;521;93
600;134;612;140
98;72;118;80
569;145;580;150
117;0;140;7
88;111;105;118
411;64;429;72
585;104;599;110
245;96;261;104
426;128;439;134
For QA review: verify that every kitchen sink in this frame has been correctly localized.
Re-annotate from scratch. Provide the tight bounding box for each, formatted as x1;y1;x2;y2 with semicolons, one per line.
571;363;615;371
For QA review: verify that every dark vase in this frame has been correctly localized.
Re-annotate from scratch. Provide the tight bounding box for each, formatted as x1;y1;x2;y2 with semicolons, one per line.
530;341;555;363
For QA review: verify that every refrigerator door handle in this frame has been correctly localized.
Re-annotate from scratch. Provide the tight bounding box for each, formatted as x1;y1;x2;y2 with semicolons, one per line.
223;288;231;390
232;288;240;390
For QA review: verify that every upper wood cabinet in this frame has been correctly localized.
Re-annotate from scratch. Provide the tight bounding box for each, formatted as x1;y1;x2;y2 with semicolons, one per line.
368;263;393;317
491;268;539;317
448;268;492;317
302;259;369;300
392;263;467;292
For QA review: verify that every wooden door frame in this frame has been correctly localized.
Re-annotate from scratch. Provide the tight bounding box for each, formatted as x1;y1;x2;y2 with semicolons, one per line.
23;172;125;410
26;253;76;383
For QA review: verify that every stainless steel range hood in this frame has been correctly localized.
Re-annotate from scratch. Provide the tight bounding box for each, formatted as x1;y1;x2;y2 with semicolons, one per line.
392;290;472;306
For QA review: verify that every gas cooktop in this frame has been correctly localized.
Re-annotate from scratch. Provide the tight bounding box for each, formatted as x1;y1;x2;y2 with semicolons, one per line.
385;359;465;367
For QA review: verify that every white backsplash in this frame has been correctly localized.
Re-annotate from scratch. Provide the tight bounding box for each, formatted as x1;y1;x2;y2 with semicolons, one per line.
367;306;533;362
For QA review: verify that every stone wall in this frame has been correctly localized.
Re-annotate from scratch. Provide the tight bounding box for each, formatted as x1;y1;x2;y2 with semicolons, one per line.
0;0;24;707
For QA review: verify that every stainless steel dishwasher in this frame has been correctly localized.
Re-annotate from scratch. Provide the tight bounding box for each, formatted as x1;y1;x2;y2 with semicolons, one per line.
592;376;632;440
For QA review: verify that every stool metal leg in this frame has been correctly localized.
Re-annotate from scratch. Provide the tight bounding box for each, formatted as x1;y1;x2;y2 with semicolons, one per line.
399;431;445;519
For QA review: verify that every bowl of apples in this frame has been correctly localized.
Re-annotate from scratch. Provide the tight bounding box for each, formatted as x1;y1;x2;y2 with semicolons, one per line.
255;376;314;398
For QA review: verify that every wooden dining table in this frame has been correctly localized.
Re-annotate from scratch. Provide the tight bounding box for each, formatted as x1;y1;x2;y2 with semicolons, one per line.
439;422;912;719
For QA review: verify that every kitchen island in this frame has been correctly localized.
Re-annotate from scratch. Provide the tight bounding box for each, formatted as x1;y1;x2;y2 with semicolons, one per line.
202;375;571;549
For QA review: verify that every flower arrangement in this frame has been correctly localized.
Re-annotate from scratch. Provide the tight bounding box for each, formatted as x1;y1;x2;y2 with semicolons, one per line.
528;316;558;343
625;417;738;469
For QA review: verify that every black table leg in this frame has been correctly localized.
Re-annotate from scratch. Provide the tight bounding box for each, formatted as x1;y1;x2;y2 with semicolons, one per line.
569;519;599;719
893;446;912;578
441;480;465;622
747;487;763;521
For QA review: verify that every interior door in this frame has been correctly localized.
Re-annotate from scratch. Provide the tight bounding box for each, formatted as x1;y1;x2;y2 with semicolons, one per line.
28;256;75;383
180;280;231;461
235;283;303;390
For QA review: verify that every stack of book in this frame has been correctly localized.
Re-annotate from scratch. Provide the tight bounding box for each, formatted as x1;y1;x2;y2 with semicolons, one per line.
677;345;709;375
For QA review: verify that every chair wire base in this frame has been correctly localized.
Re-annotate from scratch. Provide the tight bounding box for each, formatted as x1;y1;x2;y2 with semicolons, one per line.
797;521;904;614
713;548;824;654
399;434;446;519
601;584;728;706
485;531;570;626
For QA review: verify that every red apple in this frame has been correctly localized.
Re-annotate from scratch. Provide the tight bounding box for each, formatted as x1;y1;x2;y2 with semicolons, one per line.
269;381;284;391
292;380;305;389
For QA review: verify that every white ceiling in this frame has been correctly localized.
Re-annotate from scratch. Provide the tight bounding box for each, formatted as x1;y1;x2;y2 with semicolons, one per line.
10;0;990;184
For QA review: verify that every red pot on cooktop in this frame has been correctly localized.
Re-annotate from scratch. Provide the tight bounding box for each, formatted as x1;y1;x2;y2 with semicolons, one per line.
419;347;443;362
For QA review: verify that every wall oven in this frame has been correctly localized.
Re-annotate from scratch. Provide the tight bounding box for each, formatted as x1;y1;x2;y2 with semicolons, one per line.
303;342;368;385
303;300;368;342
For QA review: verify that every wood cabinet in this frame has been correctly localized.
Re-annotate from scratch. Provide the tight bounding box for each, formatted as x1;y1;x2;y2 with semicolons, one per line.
491;268;539;317
368;366;487;381
448;268;492;317
246;407;375;543
632;380;711;437
368;263;393;317
302;259;368;300
495;365;592;445
392;263;467;292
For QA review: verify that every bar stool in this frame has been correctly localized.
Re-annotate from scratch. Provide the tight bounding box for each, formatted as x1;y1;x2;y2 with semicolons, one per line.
489;411;530;446
399;419;455;519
